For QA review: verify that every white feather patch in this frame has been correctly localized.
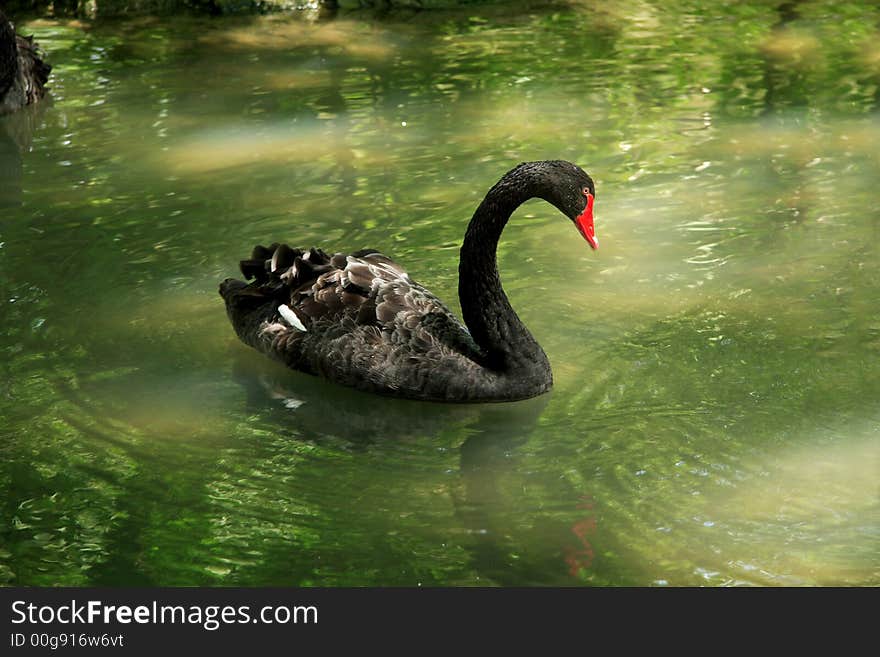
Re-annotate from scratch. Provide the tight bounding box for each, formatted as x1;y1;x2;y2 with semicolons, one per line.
278;304;307;332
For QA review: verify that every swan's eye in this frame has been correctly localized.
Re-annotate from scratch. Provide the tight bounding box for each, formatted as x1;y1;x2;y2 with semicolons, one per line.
582;187;591;197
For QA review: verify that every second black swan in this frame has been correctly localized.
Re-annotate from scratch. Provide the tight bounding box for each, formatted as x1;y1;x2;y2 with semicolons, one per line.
220;160;598;402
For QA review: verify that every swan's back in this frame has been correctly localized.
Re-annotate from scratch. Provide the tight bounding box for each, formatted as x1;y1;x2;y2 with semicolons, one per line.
220;243;502;401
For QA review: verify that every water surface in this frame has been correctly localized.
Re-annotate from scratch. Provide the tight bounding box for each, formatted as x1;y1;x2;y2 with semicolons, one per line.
1;1;878;586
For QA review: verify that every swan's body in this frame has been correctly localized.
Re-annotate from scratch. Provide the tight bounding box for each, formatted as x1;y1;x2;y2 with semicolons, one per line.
0;9;51;115
220;160;597;403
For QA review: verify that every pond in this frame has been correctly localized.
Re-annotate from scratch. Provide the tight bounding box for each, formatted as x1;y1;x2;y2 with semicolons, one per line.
1;1;878;586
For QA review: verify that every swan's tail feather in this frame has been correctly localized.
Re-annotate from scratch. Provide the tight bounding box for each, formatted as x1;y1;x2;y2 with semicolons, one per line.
222;243;334;338
238;244;330;282
239;258;266;280
222;243;342;375
219;278;273;317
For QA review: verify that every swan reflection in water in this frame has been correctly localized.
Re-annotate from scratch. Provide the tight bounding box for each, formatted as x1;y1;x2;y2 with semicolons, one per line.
231;351;595;585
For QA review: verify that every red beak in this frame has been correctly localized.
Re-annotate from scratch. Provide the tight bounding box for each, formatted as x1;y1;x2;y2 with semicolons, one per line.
575;193;597;249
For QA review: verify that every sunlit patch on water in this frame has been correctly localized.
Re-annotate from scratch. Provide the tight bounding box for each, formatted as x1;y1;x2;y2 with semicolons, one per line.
161;121;397;174
715;426;879;585
198;17;400;60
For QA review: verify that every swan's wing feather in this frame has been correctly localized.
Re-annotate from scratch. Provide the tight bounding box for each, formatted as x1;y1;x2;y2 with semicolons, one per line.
301;251;422;327
232;244;481;359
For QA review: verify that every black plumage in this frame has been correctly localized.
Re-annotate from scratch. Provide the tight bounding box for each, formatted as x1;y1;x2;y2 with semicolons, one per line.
220;160;597;402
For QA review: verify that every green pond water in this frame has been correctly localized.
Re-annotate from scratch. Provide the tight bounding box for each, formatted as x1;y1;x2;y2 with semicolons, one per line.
1;1;879;586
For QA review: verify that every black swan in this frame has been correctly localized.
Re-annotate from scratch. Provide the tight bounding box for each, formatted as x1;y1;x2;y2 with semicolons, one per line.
0;9;51;115
220;160;597;402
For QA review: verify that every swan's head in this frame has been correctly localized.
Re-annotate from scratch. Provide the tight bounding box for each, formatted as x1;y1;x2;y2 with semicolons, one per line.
543;160;597;250
508;160;599;249
489;160;598;250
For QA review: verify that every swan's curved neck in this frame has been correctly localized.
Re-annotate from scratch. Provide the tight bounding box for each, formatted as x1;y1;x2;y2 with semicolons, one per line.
458;170;550;378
